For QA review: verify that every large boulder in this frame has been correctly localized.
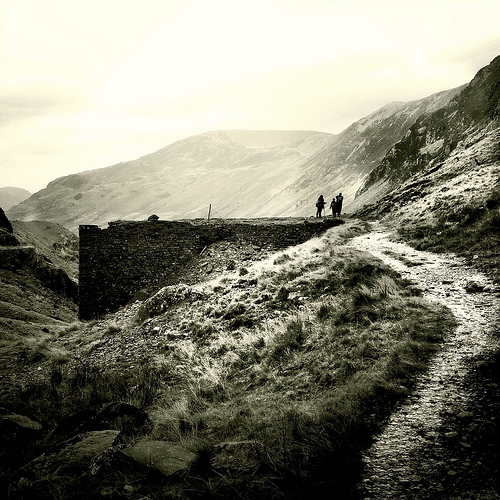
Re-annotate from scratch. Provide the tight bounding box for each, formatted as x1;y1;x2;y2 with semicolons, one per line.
121;440;196;477
47;402;150;449
11;430;120;499
0;412;43;445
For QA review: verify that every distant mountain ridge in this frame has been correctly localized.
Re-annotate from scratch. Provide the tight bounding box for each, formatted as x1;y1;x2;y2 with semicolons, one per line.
0;187;31;211
7;56;499;232
8;130;335;232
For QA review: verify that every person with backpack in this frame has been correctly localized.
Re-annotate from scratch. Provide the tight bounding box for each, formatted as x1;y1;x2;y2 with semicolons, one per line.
316;195;326;217
335;192;344;217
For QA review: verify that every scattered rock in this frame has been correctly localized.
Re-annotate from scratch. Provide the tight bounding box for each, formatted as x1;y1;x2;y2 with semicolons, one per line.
405;284;425;295
137;284;205;321
465;281;485;293
211;440;259;470
12;430;120;499
121;440;196;477
0;413;43;441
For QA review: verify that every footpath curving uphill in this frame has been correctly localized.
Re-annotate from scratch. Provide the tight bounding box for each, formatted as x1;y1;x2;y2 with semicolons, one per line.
350;222;500;499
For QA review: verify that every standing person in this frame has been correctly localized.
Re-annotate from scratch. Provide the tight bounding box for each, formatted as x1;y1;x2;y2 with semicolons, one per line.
335;192;344;217
316;195;325;218
329;197;337;217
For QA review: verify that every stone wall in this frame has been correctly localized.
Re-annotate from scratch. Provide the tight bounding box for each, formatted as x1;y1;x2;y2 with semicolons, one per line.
78;218;342;319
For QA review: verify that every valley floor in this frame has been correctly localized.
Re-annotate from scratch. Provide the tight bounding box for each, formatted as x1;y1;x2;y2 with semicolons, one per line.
351;222;500;499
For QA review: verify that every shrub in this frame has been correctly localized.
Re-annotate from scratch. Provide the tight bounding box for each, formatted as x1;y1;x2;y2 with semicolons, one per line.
223;302;247;320
229;315;254;330
269;318;306;359
105;322;121;334
275;286;289;302
317;303;335;321
190;322;216;345
273;253;292;265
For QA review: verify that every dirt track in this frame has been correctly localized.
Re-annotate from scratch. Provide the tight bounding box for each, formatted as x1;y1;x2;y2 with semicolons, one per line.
349;221;500;499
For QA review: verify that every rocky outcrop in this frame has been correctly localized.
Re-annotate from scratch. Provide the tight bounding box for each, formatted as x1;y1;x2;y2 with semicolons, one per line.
0;246;78;301
0;208;18;246
0;207;13;234
11;430;121;499
357;55;500;199
121;440;196;477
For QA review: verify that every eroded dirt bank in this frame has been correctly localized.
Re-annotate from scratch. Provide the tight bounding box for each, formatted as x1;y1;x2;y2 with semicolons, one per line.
350;221;500;499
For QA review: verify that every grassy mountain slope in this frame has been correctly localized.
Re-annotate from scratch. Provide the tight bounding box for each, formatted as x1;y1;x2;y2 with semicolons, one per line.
8;131;333;232
0;218;78;409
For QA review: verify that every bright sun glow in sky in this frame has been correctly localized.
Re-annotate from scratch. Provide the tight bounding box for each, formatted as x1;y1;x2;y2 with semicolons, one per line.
1;0;499;192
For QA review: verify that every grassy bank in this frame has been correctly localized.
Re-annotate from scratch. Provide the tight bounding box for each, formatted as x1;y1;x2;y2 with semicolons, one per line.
395;181;500;283
2;221;456;499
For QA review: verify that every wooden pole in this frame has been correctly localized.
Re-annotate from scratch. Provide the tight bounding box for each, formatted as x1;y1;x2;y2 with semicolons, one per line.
208;204;212;221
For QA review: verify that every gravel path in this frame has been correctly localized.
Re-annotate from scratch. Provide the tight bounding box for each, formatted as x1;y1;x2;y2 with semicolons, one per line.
349;222;500;499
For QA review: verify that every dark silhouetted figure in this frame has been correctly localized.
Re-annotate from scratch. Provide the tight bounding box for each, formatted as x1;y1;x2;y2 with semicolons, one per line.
335;192;344;217
316;195;325;218
329;197;336;217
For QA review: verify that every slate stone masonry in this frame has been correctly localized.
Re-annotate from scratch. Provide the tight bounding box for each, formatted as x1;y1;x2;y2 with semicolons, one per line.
78;217;342;319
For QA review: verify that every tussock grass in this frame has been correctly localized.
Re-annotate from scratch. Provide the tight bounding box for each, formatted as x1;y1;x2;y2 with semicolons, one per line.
9;357;172;430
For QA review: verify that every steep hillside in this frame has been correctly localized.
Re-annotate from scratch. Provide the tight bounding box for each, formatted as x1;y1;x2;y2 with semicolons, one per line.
277;86;463;213
0;187;31;211
11;221;79;281
352;56;500;280
0;215;78;357
356;55;500;204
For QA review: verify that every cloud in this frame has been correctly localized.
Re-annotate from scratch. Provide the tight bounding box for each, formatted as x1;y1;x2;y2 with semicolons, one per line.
0;79;92;126
124;49;476;135
432;34;500;75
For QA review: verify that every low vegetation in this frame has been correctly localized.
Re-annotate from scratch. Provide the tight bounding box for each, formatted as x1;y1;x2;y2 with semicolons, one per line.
1;221;457;499
396;181;500;282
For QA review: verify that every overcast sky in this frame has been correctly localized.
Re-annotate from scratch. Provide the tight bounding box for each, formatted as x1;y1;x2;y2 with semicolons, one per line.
1;0;499;193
